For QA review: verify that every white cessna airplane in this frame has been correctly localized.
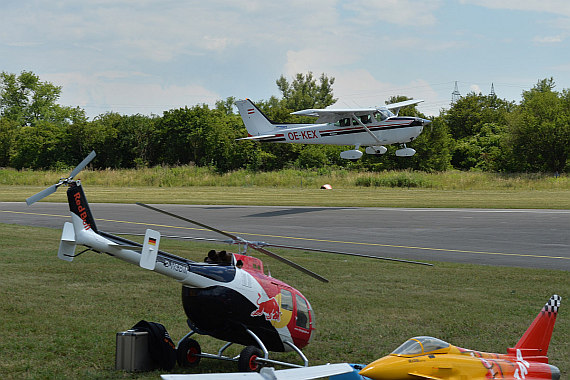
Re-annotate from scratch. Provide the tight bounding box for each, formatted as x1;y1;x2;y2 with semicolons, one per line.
235;98;431;160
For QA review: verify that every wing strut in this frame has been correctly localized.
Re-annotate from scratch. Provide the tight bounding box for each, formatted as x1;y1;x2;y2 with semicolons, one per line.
350;114;384;146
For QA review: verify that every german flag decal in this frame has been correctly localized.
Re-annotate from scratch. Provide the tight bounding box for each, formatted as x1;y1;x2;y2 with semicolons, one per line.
148;237;157;246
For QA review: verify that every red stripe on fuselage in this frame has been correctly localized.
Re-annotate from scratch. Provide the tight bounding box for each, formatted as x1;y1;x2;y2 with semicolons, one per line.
320;122;411;134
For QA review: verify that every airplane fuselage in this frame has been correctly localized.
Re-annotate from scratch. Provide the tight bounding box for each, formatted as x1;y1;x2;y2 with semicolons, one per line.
360;348;560;380
251;117;424;147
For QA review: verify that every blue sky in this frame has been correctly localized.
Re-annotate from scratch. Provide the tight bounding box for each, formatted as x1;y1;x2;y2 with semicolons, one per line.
2;0;569;118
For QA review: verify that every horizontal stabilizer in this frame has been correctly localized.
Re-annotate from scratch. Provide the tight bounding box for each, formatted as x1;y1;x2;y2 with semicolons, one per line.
58;222;76;262
140;229;161;270
236;133;286;142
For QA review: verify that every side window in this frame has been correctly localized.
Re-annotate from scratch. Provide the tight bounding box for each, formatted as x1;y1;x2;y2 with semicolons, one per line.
295;294;310;329
280;289;293;311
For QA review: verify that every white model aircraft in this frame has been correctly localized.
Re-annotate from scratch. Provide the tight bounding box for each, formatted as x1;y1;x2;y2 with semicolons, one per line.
161;363;354;380
236;98;431;160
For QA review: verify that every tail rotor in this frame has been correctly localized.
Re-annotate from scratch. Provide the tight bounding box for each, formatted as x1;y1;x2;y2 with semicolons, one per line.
26;151;96;206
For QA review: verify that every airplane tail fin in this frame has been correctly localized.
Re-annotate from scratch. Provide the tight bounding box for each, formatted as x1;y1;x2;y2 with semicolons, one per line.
67;181;98;234
507;294;561;363
235;99;277;136
57;182;99;262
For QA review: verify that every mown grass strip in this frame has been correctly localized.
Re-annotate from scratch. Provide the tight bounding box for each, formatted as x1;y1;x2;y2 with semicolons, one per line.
2;185;570;209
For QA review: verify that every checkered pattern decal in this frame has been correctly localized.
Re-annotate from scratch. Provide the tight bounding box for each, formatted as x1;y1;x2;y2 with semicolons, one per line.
543;294;561;316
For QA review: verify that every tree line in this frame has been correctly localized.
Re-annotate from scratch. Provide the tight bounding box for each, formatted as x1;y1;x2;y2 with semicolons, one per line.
1;71;568;173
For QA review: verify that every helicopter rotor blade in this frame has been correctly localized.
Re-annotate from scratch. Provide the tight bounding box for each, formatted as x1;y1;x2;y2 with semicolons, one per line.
260;243;433;266
26;183;59;206
136;203;329;282
113;232;433;267
136;203;241;241
69;150;96;179
250;244;329;283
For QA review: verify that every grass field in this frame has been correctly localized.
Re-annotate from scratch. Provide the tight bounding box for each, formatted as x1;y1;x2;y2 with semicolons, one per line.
2;167;569;209
2;185;570;209
0;224;568;379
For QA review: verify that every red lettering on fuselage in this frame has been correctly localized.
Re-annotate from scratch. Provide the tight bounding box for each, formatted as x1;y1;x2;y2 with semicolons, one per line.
73;191;91;230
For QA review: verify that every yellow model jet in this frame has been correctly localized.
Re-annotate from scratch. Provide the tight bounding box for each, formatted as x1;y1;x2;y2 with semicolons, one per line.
359;295;561;380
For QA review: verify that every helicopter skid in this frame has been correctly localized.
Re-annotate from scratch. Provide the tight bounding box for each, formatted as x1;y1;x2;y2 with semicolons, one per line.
179;328;309;370
193;351;306;369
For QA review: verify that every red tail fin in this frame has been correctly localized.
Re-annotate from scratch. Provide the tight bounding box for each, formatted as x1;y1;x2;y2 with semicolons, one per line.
507;295;561;363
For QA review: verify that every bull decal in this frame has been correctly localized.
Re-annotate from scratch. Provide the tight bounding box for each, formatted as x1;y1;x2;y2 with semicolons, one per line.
251;293;281;322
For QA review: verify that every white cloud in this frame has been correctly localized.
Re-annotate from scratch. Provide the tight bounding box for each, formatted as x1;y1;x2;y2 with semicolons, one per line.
44;71;220;118
461;0;570;17
469;84;482;93
331;69;439;110
533;35;563;43
343;0;443;27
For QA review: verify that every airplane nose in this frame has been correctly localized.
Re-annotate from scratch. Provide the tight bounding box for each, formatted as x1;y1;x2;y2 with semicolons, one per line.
358;357;407;380
410;118;431;127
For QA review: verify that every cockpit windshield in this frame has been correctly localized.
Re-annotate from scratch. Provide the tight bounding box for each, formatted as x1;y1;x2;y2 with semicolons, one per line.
391;336;450;356
375;109;394;121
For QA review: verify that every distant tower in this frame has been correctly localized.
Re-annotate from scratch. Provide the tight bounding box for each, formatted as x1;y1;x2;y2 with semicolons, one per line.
490;83;496;97
451;81;461;104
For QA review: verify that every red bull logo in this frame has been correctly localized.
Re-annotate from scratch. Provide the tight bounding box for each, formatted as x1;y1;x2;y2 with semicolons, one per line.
73;191;91;230
251;293;281;322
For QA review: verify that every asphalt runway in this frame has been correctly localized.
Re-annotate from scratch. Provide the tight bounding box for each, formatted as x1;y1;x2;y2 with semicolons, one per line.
1;201;569;271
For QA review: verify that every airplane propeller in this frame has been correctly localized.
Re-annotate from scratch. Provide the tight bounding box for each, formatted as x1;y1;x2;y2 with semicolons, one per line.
136;202;330;283
26;150;96;206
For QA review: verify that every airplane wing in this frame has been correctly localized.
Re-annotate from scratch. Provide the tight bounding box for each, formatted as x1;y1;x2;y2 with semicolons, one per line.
291;108;378;123
161;363;354;380
291;99;423;123
236;133;286;142
384;99;424;115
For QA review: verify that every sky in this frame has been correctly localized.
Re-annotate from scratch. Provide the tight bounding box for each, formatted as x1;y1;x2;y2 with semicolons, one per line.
2;0;570;119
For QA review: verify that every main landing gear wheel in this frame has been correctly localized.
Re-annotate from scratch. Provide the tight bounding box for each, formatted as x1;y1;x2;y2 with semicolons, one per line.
238;345;263;372
177;337;201;368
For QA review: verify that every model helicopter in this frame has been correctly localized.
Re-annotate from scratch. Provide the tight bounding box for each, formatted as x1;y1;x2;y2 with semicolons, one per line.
358;295;562;380
26;151;431;372
235;98;431;160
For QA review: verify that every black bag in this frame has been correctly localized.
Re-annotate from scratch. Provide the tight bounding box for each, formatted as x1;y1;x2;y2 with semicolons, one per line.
132;320;177;370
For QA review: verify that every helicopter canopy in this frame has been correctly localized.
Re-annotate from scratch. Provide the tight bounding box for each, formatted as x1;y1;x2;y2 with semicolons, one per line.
391;336;450;356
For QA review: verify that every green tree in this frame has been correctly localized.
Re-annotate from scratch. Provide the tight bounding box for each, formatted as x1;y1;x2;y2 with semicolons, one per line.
0;71;86;128
276;72;336;111
442;92;514;170
0;71;90;169
0;118;17;166
10;121;67;169
155;103;251;172
445;92;515;140
506;78;570;172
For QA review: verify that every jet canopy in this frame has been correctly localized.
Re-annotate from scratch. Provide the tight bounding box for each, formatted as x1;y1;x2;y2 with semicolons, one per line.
391;336;450;356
